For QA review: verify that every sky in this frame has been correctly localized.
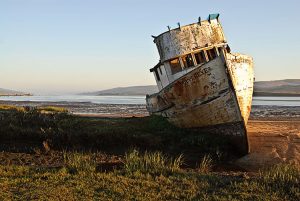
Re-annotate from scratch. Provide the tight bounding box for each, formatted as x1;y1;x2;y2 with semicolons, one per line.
0;0;299;95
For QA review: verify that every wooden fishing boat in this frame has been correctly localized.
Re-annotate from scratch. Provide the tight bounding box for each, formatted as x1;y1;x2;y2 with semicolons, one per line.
146;14;254;155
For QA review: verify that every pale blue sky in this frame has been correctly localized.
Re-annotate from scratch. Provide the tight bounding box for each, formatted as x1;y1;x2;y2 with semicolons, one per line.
0;0;299;94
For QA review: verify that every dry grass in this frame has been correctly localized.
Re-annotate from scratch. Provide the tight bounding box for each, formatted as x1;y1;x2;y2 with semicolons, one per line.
38;106;68;113
0;105;25;112
197;154;213;173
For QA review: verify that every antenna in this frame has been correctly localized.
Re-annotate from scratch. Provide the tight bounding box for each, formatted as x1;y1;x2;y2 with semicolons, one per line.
198;17;201;25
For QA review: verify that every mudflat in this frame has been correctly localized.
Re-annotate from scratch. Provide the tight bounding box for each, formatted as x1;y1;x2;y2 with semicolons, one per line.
236;119;300;170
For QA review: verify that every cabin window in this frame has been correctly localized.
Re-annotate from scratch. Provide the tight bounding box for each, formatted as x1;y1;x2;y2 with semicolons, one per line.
169;58;182;74
158;65;162;74
217;47;223;56
154;69;160;81
207;48;217;60
194;51;206;65
182;54;194;68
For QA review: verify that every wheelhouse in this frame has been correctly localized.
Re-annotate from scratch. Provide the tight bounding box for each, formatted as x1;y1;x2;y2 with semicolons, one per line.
150;44;228;91
149;14;228;91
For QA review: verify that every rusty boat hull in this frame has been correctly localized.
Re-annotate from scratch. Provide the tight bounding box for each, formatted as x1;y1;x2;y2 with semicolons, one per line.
146;14;254;155
146;53;254;154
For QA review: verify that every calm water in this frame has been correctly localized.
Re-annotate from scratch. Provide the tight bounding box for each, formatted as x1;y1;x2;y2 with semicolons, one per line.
0;95;146;105
252;96;300;107
0;95;300;106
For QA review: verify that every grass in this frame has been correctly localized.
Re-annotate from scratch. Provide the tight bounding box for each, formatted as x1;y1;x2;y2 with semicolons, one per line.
63;151;97;174
0;105;235;163
0;154;298;200
197;154;213;173
0;105;25;112
259;163;300;199
0;105;299;200
38;106;68;113
123;149;183;176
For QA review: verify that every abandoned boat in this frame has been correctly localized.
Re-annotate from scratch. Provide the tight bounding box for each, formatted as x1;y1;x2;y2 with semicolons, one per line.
146;14;254;155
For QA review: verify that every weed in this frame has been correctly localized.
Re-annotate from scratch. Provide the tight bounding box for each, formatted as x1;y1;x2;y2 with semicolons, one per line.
197;154;213;173
63;152;96;174
123;149;183;176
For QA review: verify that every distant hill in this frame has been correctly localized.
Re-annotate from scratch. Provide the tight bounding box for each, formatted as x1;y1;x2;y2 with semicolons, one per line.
0;88;29;96
254;79;300;96
79;79;300;97
80;85;158;96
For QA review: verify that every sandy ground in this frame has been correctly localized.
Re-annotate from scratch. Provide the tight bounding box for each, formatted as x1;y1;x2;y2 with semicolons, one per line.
236;119;300;170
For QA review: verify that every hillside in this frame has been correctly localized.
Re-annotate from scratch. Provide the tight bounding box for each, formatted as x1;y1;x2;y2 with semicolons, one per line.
79;79;300;97
254;79;300;96
80;85;158;96
0;88;29;96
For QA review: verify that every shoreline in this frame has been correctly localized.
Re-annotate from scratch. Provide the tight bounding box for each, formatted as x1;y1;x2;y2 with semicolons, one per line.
1;100;300;119
74;113;147;118
254;92;300;97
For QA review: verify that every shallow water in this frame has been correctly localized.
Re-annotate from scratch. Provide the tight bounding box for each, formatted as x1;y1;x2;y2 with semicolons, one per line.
252;96;300;107
1;95;300;106
0;95;146;105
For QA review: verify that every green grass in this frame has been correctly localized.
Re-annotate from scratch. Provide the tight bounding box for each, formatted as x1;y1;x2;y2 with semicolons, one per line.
123;149;183;176
0;105;299;200
0;154;298;200
63;151;97;174
259;163;300;199
0;105;235;164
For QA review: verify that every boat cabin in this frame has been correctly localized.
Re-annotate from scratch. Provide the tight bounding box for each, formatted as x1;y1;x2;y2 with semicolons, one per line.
150;14;228;91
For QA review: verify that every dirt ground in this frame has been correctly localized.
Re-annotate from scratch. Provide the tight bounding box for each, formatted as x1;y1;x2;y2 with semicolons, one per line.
236;119;300;170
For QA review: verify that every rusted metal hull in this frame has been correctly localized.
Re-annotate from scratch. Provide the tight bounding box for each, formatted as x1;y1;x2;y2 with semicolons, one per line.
146;53;254;154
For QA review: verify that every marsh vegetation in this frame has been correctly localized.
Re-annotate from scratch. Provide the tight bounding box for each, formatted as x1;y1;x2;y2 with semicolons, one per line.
0;105;299;200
